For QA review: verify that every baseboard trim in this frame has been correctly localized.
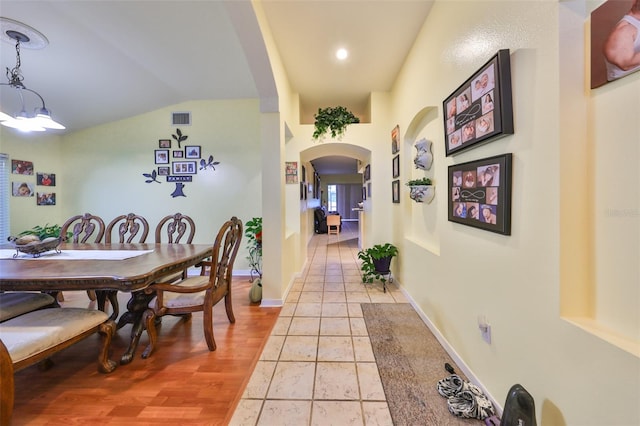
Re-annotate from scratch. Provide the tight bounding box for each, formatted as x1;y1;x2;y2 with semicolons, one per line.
397;281;504;416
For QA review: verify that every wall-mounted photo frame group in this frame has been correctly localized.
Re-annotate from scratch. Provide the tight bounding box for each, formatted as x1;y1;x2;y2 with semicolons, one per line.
443;49;514;156
448;153;512;235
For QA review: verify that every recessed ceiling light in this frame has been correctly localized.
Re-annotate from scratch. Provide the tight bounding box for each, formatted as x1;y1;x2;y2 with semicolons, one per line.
336;48;348;61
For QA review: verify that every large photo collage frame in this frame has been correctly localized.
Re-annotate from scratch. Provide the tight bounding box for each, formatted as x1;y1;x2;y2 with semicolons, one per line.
443;49;514;157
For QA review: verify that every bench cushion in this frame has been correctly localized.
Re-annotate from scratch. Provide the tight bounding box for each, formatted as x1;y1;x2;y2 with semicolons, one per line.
0;293;56;322
0;308;109;363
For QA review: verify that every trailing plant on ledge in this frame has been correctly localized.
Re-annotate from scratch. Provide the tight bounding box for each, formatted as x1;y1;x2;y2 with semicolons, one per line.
405;177;432;186
312;106;360;140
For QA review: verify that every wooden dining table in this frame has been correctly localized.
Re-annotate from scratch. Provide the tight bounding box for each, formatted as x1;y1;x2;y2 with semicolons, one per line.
0;242;212;364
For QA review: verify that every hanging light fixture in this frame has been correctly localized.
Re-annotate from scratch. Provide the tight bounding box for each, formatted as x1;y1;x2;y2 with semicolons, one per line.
0;18;65;132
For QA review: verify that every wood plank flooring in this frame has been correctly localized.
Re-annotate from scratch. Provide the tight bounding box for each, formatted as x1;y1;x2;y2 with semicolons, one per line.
9;280;281;425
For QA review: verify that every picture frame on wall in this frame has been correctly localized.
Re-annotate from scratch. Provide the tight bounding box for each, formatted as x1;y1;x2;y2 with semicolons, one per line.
448;153;512;235
391;125;400;154
364;164;371;181
362;186;367;201
172;150;184;158
159;139;171;149
185;145;201;159
36;173;55;186
157;166;170;176
392;155;400;178
392;180;400;203
37;192;56;206
155;150;169;164
443;49;514;156
590;0;640;88
172;161;197;175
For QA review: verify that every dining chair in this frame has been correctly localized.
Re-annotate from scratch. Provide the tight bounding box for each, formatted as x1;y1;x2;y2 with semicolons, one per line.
327;214;341;235
105;213;150;244
154;213;197;284
142;216;243;358
100;213;150;320
155;213;196;244
60;213;106;244
59;213;107;302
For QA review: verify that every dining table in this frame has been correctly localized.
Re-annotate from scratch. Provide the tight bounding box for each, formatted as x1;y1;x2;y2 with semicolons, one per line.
0;242;212;364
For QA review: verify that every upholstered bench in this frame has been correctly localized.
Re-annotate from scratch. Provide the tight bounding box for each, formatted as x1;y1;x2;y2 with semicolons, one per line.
0;292;56;322
0;308;117;425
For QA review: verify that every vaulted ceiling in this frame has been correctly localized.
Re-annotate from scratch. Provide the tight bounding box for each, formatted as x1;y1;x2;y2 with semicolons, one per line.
0;1;434;174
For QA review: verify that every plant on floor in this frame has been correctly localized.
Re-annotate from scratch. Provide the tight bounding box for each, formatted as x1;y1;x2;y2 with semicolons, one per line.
312;106;360;140
245;217;263;282
358;243;398;284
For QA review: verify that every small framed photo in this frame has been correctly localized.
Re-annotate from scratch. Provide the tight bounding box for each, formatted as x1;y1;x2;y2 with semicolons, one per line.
12;182;34;197
157;166;170;176
172;161;197;175
155;150;169;164
391;125;400;154
37;172;56;186
392;155;400;178
159;139;171;148
368;182;372;198
172;150;184;158
185;146;201;159
37;192;56;206
11;160;33;175
392;180;400;203
362;185;367;201
364;164;371;181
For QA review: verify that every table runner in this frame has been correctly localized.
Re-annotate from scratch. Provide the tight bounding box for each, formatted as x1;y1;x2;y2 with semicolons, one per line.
0;249;153;261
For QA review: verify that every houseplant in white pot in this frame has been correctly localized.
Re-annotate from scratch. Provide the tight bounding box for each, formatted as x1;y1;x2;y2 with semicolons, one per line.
406;177;435;203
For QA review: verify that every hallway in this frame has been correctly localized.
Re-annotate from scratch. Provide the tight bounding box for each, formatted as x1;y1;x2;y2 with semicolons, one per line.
230;221;407;425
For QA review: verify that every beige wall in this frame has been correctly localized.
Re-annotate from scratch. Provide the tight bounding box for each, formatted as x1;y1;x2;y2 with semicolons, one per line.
3;99;263;272
385;1;639;425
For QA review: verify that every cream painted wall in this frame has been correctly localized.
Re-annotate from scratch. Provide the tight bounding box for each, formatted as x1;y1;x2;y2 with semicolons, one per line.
57;99;261;272
386;1;639;425
1;128;64;235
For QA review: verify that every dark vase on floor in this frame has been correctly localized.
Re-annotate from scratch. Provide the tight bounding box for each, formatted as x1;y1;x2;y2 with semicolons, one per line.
373;256;392;274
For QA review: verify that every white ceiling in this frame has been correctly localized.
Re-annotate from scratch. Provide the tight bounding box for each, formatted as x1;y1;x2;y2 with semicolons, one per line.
0;1;434;174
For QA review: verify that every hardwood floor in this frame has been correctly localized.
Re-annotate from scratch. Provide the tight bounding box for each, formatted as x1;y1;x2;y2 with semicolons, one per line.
9;279;281;425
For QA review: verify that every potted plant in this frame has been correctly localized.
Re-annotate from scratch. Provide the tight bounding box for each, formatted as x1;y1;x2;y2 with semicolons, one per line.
312;106;360;141
358;243;398;290
406;177;435;203
245;217;263;303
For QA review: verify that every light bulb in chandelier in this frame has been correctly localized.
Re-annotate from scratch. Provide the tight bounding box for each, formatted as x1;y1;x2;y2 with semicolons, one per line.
0;18;65;132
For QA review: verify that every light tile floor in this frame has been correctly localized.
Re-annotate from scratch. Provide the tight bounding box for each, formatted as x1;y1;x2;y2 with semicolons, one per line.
230;221;407;426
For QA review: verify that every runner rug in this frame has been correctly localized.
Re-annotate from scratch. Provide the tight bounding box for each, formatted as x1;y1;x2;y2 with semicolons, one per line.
361;303;481;425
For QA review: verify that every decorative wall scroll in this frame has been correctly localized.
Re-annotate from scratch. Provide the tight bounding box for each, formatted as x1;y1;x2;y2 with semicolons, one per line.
448;153;512;235
443;49;514;156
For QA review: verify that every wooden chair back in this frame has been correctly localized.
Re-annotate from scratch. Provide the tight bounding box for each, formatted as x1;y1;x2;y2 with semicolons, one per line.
60;213;106;243
105;213;149;243
327;214;341;235
154;213;196;243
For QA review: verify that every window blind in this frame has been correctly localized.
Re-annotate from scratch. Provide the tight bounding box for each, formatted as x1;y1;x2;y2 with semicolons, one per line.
0;153;9;242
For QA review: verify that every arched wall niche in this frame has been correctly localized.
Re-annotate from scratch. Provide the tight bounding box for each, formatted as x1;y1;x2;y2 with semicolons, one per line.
402;105;440;254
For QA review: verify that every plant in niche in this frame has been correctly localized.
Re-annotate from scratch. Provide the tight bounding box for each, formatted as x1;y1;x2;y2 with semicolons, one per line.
245;217;262;281
357;243;398;284
312;106;360;140
405;177;433;186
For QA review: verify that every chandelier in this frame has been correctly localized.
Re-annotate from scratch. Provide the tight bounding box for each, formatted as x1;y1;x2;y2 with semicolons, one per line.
0;18;65;132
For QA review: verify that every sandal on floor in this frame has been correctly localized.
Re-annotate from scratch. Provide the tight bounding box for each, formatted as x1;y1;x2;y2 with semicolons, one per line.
436;374;483;398
447;389;495;420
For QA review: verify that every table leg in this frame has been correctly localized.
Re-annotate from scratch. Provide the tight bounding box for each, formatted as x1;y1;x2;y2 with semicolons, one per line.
118;290;155;365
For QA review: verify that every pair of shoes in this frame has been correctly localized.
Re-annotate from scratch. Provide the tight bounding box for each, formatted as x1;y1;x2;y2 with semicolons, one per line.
437;374;483;398
436;374;495;420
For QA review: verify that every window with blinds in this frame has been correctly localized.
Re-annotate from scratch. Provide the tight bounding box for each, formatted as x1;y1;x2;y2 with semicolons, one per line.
0;153;9;242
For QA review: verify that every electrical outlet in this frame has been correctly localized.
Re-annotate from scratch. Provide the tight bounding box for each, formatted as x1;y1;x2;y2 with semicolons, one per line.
478;315;492;344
